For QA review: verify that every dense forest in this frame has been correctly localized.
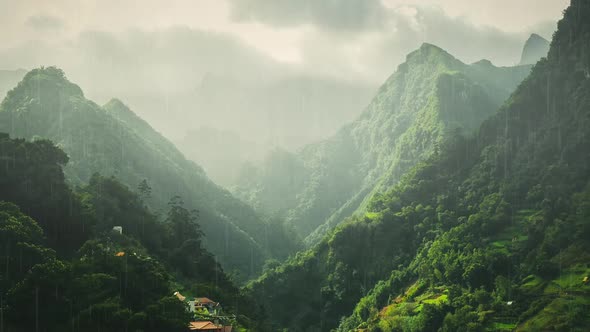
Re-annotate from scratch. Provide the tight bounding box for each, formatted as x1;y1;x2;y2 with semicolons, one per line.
246;1;590;331
0;133;269;331
0;69;299;281
0;1;588;331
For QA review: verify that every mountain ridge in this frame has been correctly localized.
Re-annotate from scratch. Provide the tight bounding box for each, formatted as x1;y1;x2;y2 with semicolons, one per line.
0;68;299;280
519;33;550;65
246;1;590;330
234;42;533;246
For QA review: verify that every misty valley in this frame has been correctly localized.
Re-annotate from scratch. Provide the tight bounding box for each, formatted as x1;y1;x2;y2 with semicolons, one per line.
1;0;589;331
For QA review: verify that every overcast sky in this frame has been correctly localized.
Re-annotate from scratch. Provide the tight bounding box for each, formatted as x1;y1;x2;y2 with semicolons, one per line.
0;0;572;154
0;0;569;82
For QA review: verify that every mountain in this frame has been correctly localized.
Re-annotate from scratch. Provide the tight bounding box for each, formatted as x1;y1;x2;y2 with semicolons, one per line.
234;45;532;246
0;69;299;281
168;74;376;185
519;33;550;65
0;134;264;331
247;1;590;331
188;73;377;151
175;126;266;187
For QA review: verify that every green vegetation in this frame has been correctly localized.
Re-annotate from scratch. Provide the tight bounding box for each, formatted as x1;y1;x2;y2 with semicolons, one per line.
234;43;532;247
0;133;265;331
245;1;590;331
0;70;300;280
0;1;588;331
517;296;590;331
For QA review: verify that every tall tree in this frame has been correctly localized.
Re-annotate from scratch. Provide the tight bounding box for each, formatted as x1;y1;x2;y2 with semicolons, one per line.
165;195;203;245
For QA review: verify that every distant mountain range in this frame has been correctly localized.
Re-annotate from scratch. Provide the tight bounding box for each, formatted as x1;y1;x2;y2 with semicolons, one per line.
175;126;267;187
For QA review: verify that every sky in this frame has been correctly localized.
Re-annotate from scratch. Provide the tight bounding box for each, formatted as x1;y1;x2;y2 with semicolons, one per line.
0;1;570;148
0;0;569;82
0;0;571;184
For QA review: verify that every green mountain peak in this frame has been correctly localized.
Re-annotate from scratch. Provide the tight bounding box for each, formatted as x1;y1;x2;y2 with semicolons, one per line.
235;43;532;244
418;42;447;53
472;59;495;67
1;66;84;113
403;43;462;70
248;1;590;330
0;68;300;280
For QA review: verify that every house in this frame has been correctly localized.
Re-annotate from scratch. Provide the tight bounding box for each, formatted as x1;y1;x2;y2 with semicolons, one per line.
174;294;219;313
189;321;222;331
195;297;217;306
189;321;232;331
195;297;221;315
177;296;233;331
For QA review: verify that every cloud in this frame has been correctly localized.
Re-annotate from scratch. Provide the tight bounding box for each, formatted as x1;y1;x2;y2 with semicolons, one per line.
0;26;281;90
0;26;278;128
294;4;541;84
527;20;559;41
0;3;555;142
228;0;568;35
0;1;569;185
406;6;524;64
225;1;562;83
0;26;377;149
25;14;64;31
0;1;569;155
228;0;386;31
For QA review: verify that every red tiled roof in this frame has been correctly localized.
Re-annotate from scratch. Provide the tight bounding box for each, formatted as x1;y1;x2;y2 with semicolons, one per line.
195;297;216;304
189;321;222;330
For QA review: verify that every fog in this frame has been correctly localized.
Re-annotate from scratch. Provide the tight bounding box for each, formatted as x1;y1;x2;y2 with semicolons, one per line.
0;0;568;185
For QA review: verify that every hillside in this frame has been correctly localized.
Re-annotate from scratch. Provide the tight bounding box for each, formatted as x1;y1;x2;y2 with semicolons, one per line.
0;133;264;331
234;44;532;246
0;70;299;281
246;1;590;331
176;126;267;186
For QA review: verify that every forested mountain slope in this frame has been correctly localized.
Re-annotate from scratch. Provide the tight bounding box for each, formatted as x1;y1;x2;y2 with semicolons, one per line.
172;74;376;186
235;44;532;246
177;126;267;187
0;71;298;281
247;1;590;331
0;133;264;331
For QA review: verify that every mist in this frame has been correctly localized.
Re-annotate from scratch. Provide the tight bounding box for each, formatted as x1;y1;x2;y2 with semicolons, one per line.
0;0;567;185
3;1;590;332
